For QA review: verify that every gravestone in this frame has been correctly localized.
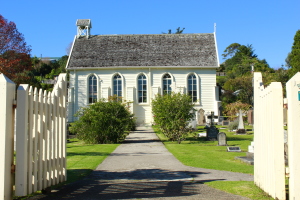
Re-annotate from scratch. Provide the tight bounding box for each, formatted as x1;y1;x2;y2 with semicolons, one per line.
222;120;230;126
247;109;254;125
206;111;219;141
217;132;227;146
188;110;197;129
207;111;218;125
227;146;241;152
219;105;223;116
283;107;287;126
198;132;206;137
236;110;246;134
198;109;206;125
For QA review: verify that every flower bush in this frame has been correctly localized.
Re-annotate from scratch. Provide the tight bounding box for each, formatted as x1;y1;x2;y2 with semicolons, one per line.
152;92;195;144
69;97;135;144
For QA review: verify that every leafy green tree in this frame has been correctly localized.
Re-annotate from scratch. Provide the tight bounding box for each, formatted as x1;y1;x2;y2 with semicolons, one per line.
58;55;68;73
152;92;195;144
218;43;275;107
70;98;135;144
222;43;273;78
222;75;253;105
287;30;300;78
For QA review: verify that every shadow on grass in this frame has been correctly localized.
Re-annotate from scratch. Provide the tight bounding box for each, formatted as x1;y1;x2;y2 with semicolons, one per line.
67;152;111;157
32;169;227;200
227;137;253;141
123;139;161;143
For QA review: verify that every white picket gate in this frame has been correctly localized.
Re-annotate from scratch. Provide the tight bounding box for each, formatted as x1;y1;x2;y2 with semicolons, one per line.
254;72;300;200
286;72;300;200
253;72;286;199
0;73;67;200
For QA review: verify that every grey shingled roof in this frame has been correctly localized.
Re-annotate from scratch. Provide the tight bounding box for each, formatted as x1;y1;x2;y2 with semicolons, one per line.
67;33;218;68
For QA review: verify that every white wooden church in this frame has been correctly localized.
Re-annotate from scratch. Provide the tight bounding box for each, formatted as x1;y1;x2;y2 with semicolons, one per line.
66;19;220;125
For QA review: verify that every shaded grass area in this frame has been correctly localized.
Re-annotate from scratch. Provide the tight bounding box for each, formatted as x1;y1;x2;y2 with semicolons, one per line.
65;138;119;184
205;181;274;200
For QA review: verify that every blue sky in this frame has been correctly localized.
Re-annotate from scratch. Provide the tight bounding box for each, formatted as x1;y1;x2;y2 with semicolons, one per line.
2;0;299;69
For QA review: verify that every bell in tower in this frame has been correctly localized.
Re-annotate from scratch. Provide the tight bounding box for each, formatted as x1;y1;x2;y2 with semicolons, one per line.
76;19;92;38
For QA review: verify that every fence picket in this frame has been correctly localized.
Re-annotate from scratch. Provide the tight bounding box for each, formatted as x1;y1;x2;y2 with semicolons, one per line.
28;86;34;194
38;89;43;191
33;88;39;193
42;90;48;189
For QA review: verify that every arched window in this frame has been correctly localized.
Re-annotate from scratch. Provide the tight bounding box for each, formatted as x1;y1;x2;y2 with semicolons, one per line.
113;73;122;97
138;74;147;103
188;74;197;102
88;75;97;103
163;73;172;94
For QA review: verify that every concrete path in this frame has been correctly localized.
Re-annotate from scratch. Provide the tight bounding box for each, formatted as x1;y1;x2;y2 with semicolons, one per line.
31;126;253;200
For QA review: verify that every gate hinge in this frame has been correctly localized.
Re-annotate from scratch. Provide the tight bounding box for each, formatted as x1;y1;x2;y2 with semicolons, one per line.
285;167;290;178
11;164;16;174
13;99;17;109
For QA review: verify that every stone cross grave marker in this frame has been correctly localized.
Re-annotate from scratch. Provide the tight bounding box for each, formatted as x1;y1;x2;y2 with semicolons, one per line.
217;132;227;146
236;110;246;134
206;111;219;141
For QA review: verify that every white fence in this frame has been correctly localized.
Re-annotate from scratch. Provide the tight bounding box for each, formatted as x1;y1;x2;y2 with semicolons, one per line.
286;72;300;200
253;72;285;199
0;73;67;200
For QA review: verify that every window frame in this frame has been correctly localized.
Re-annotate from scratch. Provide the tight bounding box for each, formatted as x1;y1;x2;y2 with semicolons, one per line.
87;74;98;104
161;73;173;95
112;73;124;100
186;72;200;104
137;73;148;104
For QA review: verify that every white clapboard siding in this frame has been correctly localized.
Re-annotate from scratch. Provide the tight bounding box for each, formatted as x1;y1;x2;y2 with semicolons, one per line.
286;72;300;200
253;72;285;200
69;68;217;124
15;73;67;196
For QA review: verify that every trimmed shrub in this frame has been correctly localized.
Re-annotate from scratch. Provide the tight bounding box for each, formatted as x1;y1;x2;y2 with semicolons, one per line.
228;120;239;131
152;92;195;144
69;98;135;144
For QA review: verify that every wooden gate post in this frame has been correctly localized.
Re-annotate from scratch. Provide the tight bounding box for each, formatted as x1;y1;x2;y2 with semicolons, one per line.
0;74;16;200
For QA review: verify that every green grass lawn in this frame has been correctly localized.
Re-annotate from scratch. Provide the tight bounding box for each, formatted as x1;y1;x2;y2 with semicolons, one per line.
153;125;276;200
65;138;120;184
205;181;274;200
153;125;254;174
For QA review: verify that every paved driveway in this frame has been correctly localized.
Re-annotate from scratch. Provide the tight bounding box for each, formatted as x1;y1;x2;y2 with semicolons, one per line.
30;126;253;200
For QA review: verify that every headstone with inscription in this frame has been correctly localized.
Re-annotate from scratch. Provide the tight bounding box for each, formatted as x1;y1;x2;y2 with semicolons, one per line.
197;109;206;125
217;132;227;146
